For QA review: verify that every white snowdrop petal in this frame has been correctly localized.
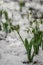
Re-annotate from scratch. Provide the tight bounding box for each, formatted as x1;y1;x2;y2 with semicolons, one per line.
32;22;36;29
2;18;6;23
39;24;43;31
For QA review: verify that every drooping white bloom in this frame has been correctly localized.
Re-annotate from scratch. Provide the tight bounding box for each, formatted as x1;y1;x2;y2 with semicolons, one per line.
25;2;30;8
39;24;43;31
32;22;36;29
2;14;6;23
8;11;12;19
2;18;6;23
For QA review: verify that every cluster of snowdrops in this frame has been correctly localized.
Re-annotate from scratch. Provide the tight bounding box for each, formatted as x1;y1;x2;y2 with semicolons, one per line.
0;1;43;63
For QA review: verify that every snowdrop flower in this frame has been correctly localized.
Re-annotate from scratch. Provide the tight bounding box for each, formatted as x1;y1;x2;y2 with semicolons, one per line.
8;25;10;30
39;24;43;31
2;14;6;23
29;27;33;33
8;11;12;19
25;2;30;8
37;19;40;22
28;10;31;14
32;22;36;29
28;31;34;41
2;18;6;23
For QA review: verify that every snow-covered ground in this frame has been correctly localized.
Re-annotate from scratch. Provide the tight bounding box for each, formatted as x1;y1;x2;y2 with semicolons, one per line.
0;0;43;65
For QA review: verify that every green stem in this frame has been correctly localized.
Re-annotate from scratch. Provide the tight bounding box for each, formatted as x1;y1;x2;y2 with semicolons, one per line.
17;32;24;45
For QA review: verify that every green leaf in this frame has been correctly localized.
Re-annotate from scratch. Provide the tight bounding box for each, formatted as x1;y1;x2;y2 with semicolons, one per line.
38;36;42;46
0;25;2;30
3;22;8;33
42;40;43;50
33;43;39;55
0;10;2;17
24;38;29;51
30;38;34;48
4;10;8;20
31;52;35;62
